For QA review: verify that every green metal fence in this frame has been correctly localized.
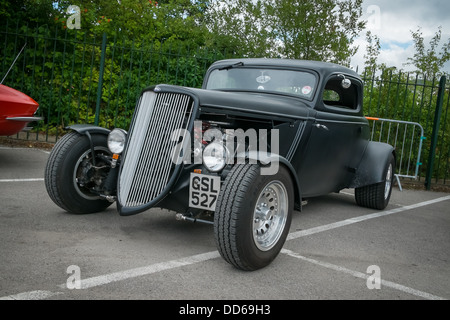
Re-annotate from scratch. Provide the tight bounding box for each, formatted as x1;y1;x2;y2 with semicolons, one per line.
1;21;449;187
362;69;449;187
1;21;230;140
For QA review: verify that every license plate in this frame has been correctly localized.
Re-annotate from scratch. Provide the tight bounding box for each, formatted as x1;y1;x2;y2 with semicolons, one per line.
189;173;221;211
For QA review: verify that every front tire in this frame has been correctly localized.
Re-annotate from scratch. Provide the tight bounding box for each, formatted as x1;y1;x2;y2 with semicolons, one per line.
214;164;294;271
45;131;113;214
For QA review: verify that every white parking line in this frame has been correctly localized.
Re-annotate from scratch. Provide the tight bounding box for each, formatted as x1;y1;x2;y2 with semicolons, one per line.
0;146;50;154
0;290;63;300
287;195;450;240
0;252;220;300
0;178;44;182
1;195;449;300
282;249;446;300
57;251;221;290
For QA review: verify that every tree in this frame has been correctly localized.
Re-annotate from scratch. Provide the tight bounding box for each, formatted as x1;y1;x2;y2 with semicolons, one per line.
405;26;450;79
268;0;365;64
206;0;366;65
0;0;211;48
363;30;380;75
0;0;59;26
204;0;272;57
47;0;209;46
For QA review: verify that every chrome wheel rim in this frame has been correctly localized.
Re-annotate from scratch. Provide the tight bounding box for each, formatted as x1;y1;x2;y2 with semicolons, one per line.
253;181;288;251
384;163;393;200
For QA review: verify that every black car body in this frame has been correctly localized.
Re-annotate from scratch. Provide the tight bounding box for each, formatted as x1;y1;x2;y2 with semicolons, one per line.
45;59;395;270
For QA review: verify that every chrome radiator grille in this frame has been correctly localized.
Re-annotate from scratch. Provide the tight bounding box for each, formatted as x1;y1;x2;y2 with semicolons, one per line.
118;91;194;208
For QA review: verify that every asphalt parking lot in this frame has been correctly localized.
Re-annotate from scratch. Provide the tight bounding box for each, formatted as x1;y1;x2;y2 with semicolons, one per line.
0;145;449;302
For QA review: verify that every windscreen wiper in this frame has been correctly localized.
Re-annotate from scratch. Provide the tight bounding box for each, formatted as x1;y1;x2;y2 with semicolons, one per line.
218;61;244;71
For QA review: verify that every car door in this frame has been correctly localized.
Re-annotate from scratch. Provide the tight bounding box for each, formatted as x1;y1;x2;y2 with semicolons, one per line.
298;74;368;197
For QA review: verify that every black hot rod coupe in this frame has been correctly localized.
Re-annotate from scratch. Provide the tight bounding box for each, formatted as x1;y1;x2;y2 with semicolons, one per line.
45;59;395;270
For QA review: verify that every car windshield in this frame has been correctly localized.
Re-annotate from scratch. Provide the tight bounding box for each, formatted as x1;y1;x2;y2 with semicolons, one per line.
205;67;317;99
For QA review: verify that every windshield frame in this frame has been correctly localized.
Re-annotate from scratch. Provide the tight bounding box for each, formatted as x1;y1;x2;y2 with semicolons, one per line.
204;66;319;101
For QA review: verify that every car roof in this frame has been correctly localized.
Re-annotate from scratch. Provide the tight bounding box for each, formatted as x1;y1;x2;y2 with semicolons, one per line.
208;58;360;79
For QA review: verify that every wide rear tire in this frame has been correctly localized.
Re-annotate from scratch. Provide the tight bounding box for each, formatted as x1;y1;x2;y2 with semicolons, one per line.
355;153;395;210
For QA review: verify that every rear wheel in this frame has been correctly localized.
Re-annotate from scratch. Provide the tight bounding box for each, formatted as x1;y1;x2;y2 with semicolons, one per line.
355;153;395;210
45;131;113;214
214;164;294;271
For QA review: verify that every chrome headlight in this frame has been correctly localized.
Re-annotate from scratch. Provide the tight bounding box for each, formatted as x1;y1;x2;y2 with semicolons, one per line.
107;128;127;154
203;142;229;172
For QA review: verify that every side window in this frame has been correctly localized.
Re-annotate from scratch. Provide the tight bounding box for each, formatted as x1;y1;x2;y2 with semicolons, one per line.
323;89;340;103
322;76;359;110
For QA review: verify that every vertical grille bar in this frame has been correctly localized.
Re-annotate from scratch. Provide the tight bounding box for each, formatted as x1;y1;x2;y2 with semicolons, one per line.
118;91;194;208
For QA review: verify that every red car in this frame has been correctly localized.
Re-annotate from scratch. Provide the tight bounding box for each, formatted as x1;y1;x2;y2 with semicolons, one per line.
0;84;43;136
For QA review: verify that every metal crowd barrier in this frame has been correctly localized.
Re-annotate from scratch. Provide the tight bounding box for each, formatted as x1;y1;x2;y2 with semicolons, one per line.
365;117;426;191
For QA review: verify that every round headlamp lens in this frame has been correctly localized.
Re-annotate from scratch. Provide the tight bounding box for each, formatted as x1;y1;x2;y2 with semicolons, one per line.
107;128;127;154
203;142;228;172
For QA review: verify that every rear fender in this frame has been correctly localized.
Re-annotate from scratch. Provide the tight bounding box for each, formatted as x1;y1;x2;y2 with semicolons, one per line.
350;141;395;188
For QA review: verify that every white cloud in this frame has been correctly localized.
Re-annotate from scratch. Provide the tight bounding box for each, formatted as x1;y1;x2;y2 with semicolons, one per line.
351;0;450;74
378;43;416;71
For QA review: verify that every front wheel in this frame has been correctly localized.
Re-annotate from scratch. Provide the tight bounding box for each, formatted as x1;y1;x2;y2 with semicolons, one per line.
214;164;294;271
45;131;113;214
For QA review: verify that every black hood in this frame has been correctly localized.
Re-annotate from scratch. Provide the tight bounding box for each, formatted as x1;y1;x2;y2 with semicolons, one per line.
146;84;314;121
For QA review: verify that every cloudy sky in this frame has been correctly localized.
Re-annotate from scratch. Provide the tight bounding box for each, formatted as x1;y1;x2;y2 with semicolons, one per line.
350;0;450;74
